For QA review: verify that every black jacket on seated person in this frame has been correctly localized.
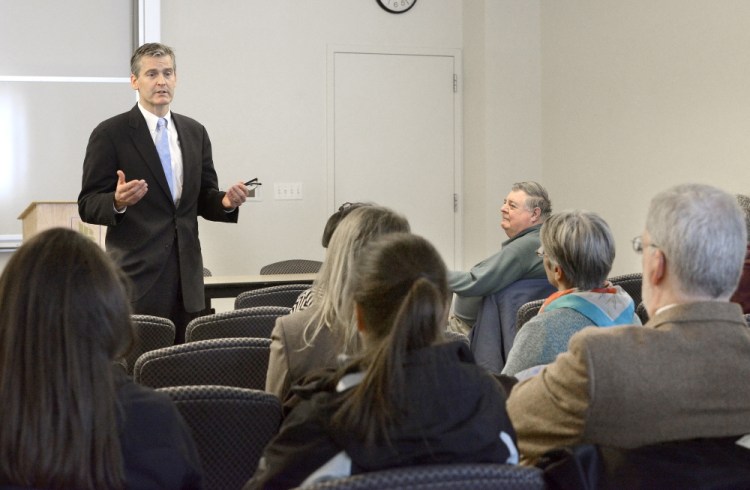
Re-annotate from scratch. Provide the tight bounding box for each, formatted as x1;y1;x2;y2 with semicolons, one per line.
245;341;518;490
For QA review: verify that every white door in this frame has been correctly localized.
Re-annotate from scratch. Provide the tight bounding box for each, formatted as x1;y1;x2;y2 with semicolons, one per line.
327;48;462;269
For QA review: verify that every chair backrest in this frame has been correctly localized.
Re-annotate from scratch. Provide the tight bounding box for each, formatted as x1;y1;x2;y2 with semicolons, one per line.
443;330;471;348
202;267;212;277
125;314;176;375
470;278;556;374
302;463;545;490
133;337;271;390
260;259;322;274
515;299;545;333
539;436;750;489
185;306;290;342
608;272;642;307
159;385;282;490
636;301;650;324
235;283;311;309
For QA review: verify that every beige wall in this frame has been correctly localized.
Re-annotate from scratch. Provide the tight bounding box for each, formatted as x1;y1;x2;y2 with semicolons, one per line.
463;1;543;267
163;0;544;274
2;1;747;281
541;0;750;275
162;0;468;275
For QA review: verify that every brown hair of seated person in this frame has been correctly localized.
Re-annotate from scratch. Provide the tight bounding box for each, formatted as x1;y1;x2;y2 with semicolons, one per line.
0;228;134;489
331;232;449;443
321;202;372;248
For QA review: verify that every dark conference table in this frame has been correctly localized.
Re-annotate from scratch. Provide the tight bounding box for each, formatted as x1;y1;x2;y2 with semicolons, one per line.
203;273;317;311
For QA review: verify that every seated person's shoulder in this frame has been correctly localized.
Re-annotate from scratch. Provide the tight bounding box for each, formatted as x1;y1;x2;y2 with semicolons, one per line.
117;379;203;488
567;322;649;353
119;381;192;434
274;307;317;338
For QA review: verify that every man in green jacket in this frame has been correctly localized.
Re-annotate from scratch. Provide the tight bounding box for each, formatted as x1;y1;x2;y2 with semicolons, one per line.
448;181;551;332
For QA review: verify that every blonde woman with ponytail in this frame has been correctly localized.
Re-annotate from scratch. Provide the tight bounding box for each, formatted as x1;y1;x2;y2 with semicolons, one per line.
246;233;518;489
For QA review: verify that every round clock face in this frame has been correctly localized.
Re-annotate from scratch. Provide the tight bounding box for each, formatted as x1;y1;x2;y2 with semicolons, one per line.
377;0;417;14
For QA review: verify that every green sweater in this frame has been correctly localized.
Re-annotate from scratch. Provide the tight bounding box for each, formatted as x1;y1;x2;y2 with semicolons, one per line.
448;224;546;324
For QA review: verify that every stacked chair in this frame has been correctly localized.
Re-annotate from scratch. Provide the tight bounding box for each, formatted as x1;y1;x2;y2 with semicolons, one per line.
133;337;271;390
301;463;545;490
234;284;310;309
185;306;290;342
159;385;281;490
129;290;295;489
515;299;545;333
607;272;642;307
260;259;322;274
124;315;176;375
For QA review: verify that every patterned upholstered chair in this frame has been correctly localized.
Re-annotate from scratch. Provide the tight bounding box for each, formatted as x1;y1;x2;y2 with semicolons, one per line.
234;284;311;309
636;301;650;324
515;299;545;333
125;314;176;375
539;436;750;489
133;337;271;390
607;272;642;307
260;259;322;275
300;463;545;490
185;306;290;342
159;385;282;490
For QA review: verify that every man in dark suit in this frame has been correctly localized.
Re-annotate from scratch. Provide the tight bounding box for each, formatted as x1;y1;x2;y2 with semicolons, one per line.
506;183;750;465
79;43;250;342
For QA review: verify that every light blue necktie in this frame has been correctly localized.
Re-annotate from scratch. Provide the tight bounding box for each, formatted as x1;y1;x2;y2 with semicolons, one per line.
155;117;175;200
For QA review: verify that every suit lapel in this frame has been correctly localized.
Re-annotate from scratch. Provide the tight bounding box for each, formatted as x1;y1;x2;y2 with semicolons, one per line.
127;104;175;205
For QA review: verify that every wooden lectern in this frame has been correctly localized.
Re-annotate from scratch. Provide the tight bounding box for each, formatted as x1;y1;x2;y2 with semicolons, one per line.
18;201;106;248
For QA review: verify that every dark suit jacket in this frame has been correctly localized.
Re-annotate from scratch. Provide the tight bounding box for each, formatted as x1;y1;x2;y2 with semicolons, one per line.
78;104;238;312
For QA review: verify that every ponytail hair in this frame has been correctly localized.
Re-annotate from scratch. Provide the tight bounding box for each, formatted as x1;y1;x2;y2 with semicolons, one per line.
332;233;450;443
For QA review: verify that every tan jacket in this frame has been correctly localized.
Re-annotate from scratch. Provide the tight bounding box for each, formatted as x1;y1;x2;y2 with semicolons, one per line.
507;301;750;464
265;308;344;403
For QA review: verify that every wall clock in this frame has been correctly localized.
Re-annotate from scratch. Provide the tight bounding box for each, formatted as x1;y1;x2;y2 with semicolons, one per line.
377;0;417;14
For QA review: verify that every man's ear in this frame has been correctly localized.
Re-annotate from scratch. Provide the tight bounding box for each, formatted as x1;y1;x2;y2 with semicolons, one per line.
531;207;542;222
647;248;667;286
653;249;667;284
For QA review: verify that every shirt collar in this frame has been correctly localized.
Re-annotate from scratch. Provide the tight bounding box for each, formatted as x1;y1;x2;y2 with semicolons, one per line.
654;303;678;316
137;102;172;132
